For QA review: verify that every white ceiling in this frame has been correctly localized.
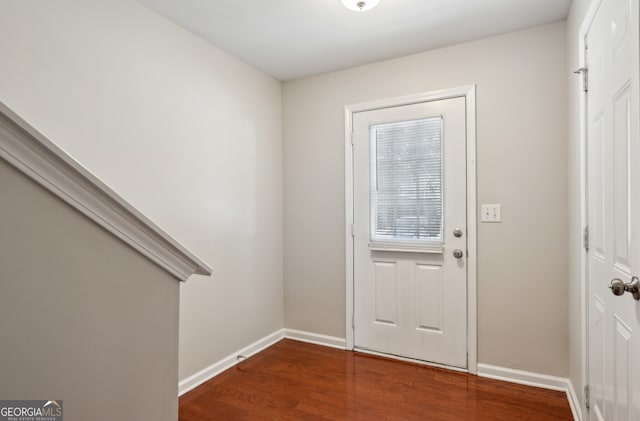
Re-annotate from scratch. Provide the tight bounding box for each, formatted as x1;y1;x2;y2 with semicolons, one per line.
138;0;572;81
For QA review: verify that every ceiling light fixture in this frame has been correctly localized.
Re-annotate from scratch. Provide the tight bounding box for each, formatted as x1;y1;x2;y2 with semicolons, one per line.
341;0;382;12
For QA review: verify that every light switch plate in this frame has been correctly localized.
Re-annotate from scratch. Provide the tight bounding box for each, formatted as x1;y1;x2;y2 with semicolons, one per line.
481;204;501;222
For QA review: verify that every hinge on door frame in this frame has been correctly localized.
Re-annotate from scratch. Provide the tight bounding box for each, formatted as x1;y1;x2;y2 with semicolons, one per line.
584;384;590;410
350;129;354;145
352;314;355;329
583;225;589;251
574;67;588;92
351;223;355;237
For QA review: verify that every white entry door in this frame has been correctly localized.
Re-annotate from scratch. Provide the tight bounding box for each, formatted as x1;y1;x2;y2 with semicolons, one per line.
352;96;467;368
586;0;640;420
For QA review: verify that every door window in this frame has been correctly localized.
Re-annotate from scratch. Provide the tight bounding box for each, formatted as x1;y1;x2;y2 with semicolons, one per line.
370;117;444;249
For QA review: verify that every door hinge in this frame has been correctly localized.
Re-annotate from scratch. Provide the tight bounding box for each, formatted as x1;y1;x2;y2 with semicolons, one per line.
352;314;355;328
584;384;590;410
351;223;355;237
583;225;589;251
574;67;588;92
350;130;354;145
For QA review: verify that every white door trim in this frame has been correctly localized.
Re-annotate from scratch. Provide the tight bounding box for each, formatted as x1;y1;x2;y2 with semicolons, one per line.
344;85;477;374
577;0;604;416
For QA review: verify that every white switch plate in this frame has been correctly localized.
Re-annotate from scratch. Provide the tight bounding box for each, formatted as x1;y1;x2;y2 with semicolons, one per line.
481;204;501;222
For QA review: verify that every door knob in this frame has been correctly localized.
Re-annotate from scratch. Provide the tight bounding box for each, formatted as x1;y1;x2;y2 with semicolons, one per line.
609;277;640;301
452;249;464;259
453;228;463;238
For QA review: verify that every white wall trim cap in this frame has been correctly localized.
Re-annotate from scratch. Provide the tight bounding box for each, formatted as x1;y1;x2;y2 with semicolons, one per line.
0;101;212;282
477;363;581;421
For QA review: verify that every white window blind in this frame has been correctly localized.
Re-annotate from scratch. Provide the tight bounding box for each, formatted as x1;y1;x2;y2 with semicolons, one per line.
370;117;443;249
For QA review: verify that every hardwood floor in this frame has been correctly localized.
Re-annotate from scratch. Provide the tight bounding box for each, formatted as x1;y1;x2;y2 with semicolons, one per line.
179;339;573;420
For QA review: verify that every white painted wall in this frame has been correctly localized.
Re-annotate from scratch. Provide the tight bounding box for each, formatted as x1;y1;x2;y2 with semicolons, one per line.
566;0;591;410
0;0;283;382
283;22;569;377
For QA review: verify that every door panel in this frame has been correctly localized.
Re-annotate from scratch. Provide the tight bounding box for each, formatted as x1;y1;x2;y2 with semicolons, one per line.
373;261;397;325
353;97;467;368
586;0;639;420
612;87;631;273
591;296;605;421
415;263;444;333
614;317;631;420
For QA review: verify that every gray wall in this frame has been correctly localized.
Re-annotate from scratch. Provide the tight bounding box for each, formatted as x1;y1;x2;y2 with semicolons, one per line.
0;158;180;421
0;0;283;383
283;21;569;377
0;0;576;400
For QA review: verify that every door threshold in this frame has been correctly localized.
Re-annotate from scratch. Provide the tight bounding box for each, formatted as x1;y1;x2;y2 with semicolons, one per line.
354;347;468;373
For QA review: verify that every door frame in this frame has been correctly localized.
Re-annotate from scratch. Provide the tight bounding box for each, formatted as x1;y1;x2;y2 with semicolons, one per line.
577;0;604;416
344;85;478;374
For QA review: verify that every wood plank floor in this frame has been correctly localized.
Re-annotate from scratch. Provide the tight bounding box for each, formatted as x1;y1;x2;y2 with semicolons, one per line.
179;339;573;420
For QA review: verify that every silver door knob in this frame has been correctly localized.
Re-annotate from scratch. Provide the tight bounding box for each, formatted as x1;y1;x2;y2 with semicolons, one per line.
609;277;640;300
452;249;464;259
453;228;463;238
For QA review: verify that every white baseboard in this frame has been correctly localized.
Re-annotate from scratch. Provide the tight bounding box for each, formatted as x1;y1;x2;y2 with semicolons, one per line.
477;363;568;391
283;328;346;350
477;363;582;421
566;379;583;421
178;328;346;396
178;329;285;396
